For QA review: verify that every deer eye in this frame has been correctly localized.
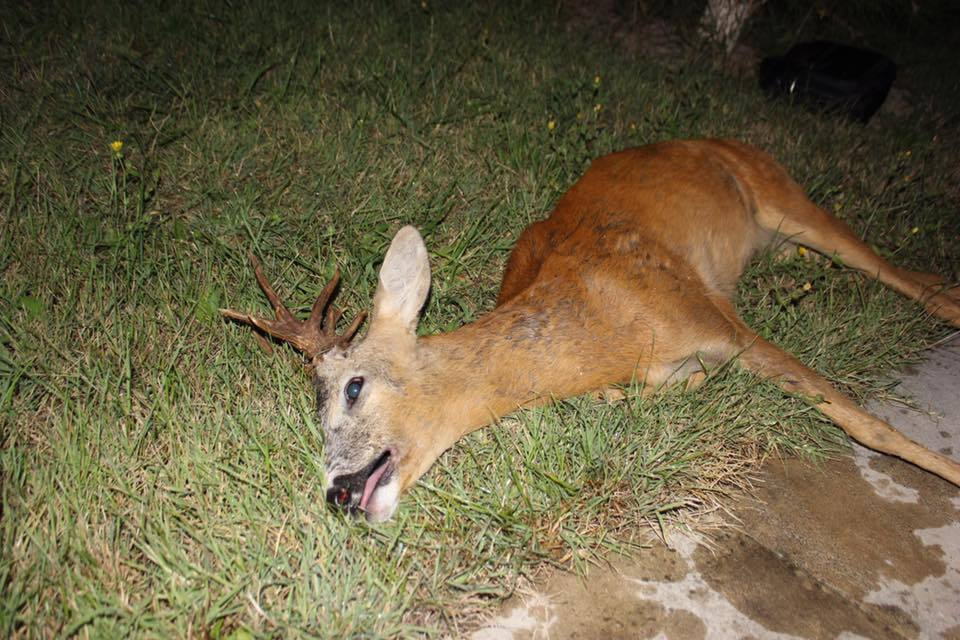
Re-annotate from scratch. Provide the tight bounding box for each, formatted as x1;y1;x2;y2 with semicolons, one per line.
344;377;364;406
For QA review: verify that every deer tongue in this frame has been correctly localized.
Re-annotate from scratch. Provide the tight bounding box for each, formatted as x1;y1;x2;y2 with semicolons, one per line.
359;458;391;511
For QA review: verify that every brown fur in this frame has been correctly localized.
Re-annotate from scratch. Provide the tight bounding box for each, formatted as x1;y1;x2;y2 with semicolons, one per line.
225;138;960;520
402;139;960;490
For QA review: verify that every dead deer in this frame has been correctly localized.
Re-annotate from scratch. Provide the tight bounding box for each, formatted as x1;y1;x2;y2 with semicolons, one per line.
221;138;960;522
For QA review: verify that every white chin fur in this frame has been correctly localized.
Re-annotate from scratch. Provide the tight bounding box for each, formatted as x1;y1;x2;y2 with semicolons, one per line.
364;477;400;523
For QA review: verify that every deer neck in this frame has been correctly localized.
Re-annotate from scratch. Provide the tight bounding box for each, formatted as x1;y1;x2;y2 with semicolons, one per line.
410;298;606;441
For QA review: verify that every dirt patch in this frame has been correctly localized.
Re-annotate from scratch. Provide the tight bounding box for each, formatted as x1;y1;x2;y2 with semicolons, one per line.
737;456;953;600
470;545;708;640
693;529;919;638
472;454;959;640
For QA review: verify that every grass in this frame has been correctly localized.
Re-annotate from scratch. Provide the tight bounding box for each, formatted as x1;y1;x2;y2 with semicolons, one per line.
2;0;958;637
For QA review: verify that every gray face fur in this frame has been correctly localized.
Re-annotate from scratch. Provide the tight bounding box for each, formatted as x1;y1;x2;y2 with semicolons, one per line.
314;226;432;522
315;344;399;475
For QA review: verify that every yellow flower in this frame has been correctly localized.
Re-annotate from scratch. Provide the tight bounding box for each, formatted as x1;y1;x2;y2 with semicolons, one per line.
911;226;920;234
110;140;124;153
593;75;601;87
547;120;556;131
797;246;808;256
802;282;812;291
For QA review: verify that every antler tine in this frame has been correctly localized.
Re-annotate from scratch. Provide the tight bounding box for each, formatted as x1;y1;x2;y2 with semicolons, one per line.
219;254;366;360
304;267;369;350
248;253;296;322
325;306;343;332
341;310;367;342
308;269;341;326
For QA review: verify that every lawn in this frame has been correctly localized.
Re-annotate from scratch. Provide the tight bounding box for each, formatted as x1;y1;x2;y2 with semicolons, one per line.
2;0;958;637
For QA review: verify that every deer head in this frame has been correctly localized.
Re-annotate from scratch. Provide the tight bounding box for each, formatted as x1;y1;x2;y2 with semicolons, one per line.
221;227;448;522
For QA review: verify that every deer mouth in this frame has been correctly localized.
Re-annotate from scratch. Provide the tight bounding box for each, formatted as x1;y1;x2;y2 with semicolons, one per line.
359;450;394;512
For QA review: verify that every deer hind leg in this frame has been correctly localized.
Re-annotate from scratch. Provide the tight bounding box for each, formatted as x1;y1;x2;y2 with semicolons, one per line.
497;221;550;307
708;297;960;486
755;191;960;327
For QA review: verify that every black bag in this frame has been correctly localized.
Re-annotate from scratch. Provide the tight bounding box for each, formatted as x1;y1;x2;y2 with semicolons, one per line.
759;41;897;123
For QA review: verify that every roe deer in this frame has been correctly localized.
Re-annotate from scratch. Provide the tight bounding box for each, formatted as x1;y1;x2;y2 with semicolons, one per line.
222;138;960;522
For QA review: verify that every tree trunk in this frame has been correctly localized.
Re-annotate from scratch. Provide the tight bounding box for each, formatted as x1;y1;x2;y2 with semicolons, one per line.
700;0;766;53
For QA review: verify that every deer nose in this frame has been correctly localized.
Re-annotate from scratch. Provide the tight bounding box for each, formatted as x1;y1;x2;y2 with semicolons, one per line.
326;483;354;510
325;450;393;513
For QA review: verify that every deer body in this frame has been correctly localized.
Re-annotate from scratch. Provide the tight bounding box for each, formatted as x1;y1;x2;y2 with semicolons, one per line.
223;139;960;522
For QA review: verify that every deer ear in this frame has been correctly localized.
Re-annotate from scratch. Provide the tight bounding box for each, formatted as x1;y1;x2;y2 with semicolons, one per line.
370;226;431;336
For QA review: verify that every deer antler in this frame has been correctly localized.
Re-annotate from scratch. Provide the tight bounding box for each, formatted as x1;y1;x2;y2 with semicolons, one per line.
220;254;366;360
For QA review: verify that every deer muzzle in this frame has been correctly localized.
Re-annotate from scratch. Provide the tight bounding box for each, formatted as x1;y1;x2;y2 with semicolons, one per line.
326;449;397;521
